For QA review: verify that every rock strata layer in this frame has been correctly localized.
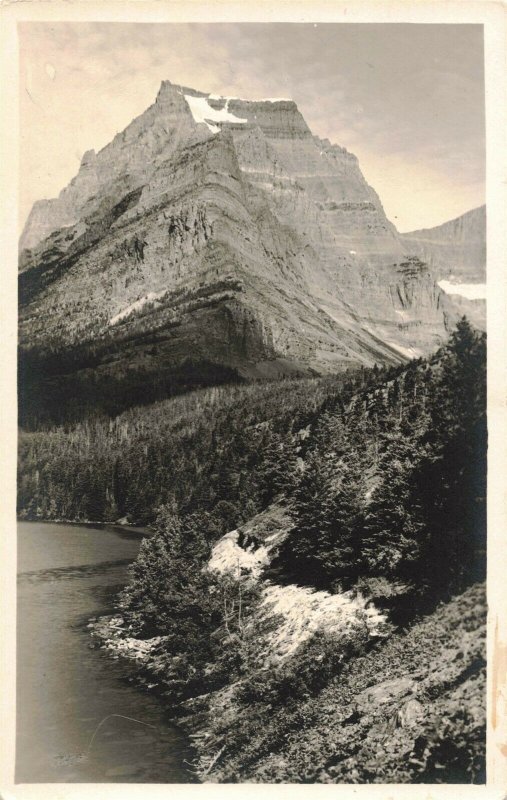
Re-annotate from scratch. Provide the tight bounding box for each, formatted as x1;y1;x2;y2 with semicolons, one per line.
19;81;485;423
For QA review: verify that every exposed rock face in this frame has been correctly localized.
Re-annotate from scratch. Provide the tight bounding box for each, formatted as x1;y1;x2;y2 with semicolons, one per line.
19;83;206;253
401;205;486;283
401;206;486;330
19;80;472;422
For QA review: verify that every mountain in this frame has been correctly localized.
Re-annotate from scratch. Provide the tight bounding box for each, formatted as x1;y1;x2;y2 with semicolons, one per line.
17;76;487;782
401;206;486;330
401;205;486;283
19;80;470;425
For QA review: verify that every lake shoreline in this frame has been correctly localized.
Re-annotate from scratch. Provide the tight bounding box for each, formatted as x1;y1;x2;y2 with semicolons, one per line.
17;521;195;783
90;613;208;781
16;515;153;537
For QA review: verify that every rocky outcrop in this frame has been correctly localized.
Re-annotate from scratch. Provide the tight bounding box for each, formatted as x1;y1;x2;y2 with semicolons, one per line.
203;582;486;783
19;80;472;423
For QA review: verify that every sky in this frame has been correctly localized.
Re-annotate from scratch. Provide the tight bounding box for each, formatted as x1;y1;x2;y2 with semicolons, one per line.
19;22;485;232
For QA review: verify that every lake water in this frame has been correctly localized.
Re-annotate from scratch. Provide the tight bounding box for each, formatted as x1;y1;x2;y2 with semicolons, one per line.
16;521;195;783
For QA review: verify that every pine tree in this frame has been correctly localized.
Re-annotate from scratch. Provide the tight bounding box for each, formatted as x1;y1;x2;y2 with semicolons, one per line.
276;448;332;584
413;318;487;598
362;432;426;583
257;430;299;506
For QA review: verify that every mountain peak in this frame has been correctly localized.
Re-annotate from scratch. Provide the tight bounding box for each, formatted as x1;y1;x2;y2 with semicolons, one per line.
155;79;201;103
79;149;96;167
19;78;485;421
155;79;175;102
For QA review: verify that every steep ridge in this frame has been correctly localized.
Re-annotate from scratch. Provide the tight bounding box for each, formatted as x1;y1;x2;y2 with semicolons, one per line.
401;206;486;283
401;206;486;330
19;83;208;253
19;80;461;424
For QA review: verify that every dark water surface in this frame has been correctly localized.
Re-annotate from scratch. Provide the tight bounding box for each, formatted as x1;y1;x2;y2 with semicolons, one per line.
17;521;195;783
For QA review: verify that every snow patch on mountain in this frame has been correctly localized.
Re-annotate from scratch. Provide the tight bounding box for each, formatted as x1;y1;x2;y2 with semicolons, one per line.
184;95;247;133
109;290;166;326
438;280;486;301
208;94;292;103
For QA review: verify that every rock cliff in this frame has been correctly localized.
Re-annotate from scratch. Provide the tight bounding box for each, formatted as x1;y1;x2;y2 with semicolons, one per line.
401;205;485;283
401;206;486;330
19;80;479;423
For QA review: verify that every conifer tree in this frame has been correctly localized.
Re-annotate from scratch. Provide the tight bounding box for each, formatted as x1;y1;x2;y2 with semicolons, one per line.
412;318;486;598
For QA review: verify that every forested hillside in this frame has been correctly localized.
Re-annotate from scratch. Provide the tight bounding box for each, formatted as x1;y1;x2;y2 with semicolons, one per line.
19;322;486;609
113;317;485;627
19;319;486;615
273;317;486;614
77;318;487;783
18;368;386;524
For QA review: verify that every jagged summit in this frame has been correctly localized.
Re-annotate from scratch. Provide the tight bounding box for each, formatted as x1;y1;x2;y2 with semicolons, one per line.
18;79;485;424
20;81;307;252
157;78;294;103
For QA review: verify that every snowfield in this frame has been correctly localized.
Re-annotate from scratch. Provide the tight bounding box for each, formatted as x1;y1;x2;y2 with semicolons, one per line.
184;95;247;133
208;94;292;103
438;280;486;300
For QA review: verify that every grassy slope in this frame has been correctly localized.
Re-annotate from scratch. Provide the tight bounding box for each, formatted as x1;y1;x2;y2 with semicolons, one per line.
202;582;485;783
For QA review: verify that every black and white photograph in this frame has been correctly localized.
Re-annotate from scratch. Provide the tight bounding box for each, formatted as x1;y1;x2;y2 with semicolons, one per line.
1;2;506;795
